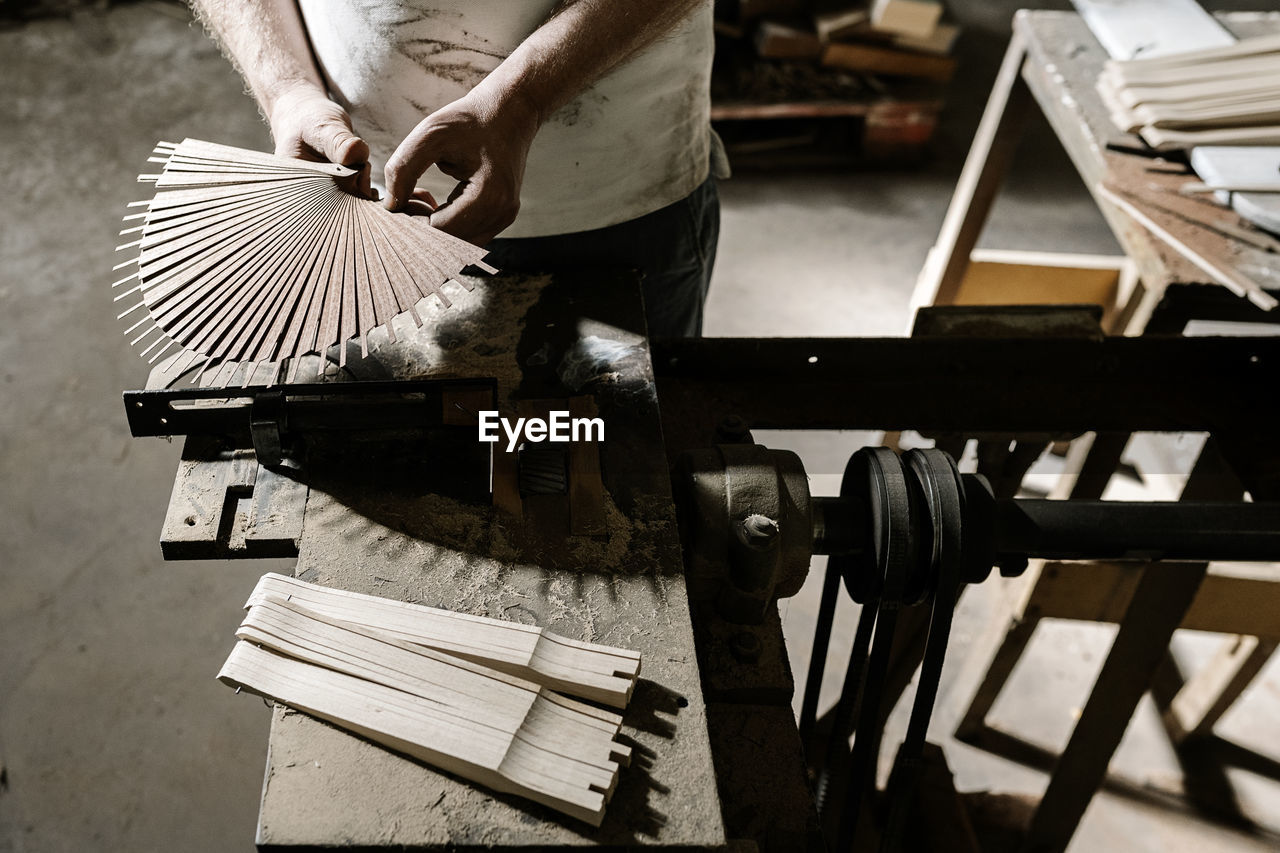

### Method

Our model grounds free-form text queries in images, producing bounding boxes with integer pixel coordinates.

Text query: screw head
[737,514,780,550]
[729,630,762,663]
[717,414,750,441]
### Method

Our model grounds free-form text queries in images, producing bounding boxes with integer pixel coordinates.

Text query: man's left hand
[383,89,541,246]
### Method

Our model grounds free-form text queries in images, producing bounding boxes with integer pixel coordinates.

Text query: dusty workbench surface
[253,271,725,850]
[1015,10,1280,298]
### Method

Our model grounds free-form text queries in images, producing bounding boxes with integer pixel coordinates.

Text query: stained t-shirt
[297,1,715,238]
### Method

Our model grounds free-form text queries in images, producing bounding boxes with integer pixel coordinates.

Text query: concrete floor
[1,3,1277,852]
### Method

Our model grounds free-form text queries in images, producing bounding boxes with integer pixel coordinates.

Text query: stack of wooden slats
[219,573,641,825]
[723,0,959,81]
[1099,33,1280,151]
[113,139,495,385]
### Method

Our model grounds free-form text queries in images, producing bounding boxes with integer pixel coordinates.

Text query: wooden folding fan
[114,139,496,384]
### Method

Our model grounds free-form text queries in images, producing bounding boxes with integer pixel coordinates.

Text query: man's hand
[383,89,541,246]
[269,83,373,198]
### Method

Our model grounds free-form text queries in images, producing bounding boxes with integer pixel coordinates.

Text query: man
[192,0,726,338]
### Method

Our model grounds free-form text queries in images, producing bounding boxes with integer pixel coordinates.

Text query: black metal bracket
[123,378,497,466]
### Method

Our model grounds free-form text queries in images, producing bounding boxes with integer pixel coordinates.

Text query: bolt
[716,414,750,442]
[737,514,780,550]
[729,630,761,663]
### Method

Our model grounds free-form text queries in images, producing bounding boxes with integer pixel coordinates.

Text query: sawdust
[557,335,642,392]
[362,272,543,402]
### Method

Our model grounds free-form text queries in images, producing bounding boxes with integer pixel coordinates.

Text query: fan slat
[114,138,493,385]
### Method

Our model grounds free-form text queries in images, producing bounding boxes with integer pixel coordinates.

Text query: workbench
[914,10,1280,329]
[907,11,1280,853]
[149,271,733,850]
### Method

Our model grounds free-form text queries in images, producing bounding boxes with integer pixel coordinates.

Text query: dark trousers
[484,175,720,338]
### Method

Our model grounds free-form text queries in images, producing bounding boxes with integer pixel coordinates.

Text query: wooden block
[491,440,523,519]
[893,22,959,56]
[754,20,823,60]
[1027,561,1280,641]
[822,41,955,81]
[951,249,1128,327]
[870,0,942,40]
[160,436,257,559]
[567,396,607,537]
[244,464,308,555]
[814,8,868,43]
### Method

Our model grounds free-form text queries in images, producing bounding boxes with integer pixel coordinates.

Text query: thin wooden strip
[219,643,509,766]
[163,154,333,173]
[137,183,331,299]
[349,199,380,351]
[146,187,340,350]
[243,605,629,775]
[140,178,324,233]
[220,643,612,824]
[352,203,400,338]
[313,193,354,359]
[1108,54,1280,88]
[373,210,455,301]
[237,614,535,739]
[275,188,348,362]
[175,138,356,178]
[244,598,540,712]
[1097,183,1278,311]
[356,205,428,326]
[498,736,616,802]
[204,187,347,362]
[249,585,540,662]
[143,178,314,214]
[244,189,351,363]
[153,170,327,190]
[1105,31,1280,72]
[1119,78,1280,108]
[148,183,336,324]
[139,180,327,255]
[504,731,619,792]
[247,574,639,706]
[1141,124,1280,150]
[241,600,592,685]
[337,193,360,364]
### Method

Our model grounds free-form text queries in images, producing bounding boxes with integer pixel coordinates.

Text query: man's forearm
[190,0,326,117]
[475,0,705,124]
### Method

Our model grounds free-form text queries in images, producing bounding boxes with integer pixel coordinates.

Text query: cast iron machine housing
[655,323,1280,853]
[672,438,1280,852]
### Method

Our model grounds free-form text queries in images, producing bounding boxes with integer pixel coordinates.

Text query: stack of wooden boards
[1190,146,1280,236]
[114,139,495,385]
[218,573,641,825]
[722,0,958,83]
[1099,33,1280,151]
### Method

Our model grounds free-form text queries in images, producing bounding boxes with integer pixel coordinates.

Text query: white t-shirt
[298,1,714,238]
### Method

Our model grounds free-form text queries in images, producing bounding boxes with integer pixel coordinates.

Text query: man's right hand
[268,83,373,198]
